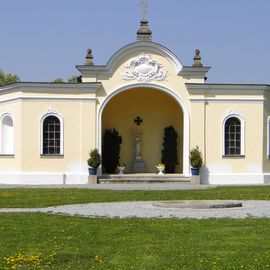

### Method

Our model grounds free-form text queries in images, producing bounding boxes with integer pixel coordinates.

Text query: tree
[51,75,80,83]
[68,75,78,83]
[161,126,178,173]
[52,78,64,83]
[0,69,20,86]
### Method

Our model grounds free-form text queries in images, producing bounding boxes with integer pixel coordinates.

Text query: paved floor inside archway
[1,200,270,219]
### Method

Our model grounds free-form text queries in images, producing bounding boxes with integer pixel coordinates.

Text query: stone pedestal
[88,175,97,184]
[191,175,200,185]
[132,158,145,173]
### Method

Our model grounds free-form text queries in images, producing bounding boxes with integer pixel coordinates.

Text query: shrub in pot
[189,146,203,175]
[87,148,101,175]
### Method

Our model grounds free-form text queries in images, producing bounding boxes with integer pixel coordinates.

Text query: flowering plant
[156,163,165,169]
[118,162,126,167]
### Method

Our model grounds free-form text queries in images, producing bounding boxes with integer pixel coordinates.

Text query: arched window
[224,117,242,156]
[0,114,14,155]
[42,115,62,155]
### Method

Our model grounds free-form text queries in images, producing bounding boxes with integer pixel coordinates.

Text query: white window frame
[222,112,245,156]
[0,113,15,155]
[40,112,64,155]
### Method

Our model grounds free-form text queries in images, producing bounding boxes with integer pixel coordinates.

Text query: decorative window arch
[222,109,245,156]
[40,109,63,155]
[0,113,15,155]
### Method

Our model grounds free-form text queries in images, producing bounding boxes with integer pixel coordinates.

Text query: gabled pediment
[76,41,183,80]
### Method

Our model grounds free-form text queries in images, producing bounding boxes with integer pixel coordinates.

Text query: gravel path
[1,200,270,219]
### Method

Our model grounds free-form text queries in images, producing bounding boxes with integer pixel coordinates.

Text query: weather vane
[140,0,148,21]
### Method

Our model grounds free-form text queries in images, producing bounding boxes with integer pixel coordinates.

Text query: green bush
[102,129,122,173]
[87,149,101,169]
[189,146,203,168]
[161,126,178,173]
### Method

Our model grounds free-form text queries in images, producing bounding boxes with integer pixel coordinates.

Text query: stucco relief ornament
[227,108,244,119]
[122,54,168,82]
[41,107,63,120]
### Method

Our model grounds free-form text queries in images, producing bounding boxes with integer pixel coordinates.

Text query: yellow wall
[0,98,97,174]
[102,87,183,173]
[190,100,265,174]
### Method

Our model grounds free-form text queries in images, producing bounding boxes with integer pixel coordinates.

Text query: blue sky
[1,0,269,84]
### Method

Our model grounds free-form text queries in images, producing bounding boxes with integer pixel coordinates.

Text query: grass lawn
[1,186,270,269]
[0,185,270,208]
[0,214,270,270]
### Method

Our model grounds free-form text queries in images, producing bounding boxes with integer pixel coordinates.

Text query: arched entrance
[98,83,190,176]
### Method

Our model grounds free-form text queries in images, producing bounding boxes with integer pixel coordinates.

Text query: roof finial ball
[193,49,203,67]
[85,48,94,65]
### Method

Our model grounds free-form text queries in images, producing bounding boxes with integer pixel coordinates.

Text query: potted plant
[156,163,165,175]
[189,146,203,175]
[117,162,126,174]
[87,148,101,175]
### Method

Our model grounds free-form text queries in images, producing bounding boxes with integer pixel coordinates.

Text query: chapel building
[0,21,269,185]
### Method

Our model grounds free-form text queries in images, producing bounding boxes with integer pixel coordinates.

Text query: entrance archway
[98,83,190,176]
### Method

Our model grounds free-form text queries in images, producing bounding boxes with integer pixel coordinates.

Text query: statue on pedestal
[135,134,142,159]
[132,133,145,173]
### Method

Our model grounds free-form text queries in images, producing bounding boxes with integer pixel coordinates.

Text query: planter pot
[88,167,97,175]
[118,166,125,175]
[191,167,200,175]
[156,167,165,175]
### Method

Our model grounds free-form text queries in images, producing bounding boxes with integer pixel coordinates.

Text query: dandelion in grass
[94,256,102,263]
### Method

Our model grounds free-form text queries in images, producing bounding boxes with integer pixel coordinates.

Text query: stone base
[132,158,145,173]
[88,175,97,184]
[191,175,200,185]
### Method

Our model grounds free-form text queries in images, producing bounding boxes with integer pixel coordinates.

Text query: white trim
[1,171,270,185]
[186,83,268,95]
[190,98,264,104]
[222,109,245,156]
[97,82,190,176]
[40,109,64,155]
[0,172,88,185]
[0,113,15,155]
[0,97,96,104]
[267,116,270,158]
[0,82,101,93]
[204,173,268,185]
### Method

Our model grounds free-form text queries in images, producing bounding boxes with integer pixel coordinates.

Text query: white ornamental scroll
[122,54,168,82]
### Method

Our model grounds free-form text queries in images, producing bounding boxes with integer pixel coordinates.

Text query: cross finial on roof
[140,0,148,21]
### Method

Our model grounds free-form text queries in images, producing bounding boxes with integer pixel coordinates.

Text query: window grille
[43,116,60,155]
[224,117,241,155]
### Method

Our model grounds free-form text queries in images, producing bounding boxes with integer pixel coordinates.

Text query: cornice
[0,82,102,95]
[179,66,211,78]
[186,83,269,95]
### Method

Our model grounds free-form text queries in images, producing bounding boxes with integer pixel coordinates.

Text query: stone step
[99,174,191,184]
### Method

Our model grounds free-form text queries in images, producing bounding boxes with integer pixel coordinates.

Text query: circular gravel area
[1,200,270,219]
